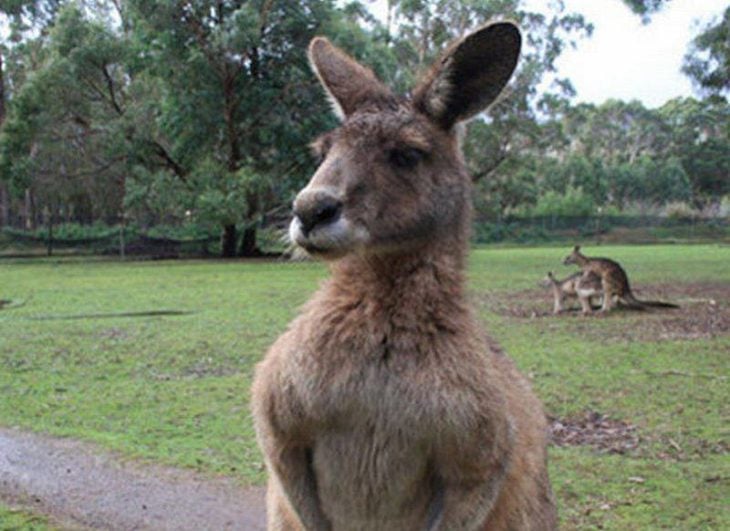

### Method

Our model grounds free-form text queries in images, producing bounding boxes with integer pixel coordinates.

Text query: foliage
[683,7,729,99]
[663,201,698,220]
[530,186,596,217]
[621,0,669,21]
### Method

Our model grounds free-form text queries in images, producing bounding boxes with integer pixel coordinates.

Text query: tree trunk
[239,192,261,257]
[47,208,54,257]
[0,52,6,228]
[24,189,36,230]
[0,51,5,125]
[221,224,238,258]
[0,182,9,227]
[239,225,259,257]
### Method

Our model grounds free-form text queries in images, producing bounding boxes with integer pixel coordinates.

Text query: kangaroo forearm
[430,472,507,531]
[274,447,332,531]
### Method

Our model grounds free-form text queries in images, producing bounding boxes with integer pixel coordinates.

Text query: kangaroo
[563,245,679,312]
[542,271,602,314]
[251,22,556,531]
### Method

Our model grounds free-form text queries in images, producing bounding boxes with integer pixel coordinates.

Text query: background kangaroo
[251,22,556,530]
[563,245,679,312]
[542,271,602,314]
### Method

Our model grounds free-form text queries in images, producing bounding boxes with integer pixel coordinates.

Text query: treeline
[0,1,728,256]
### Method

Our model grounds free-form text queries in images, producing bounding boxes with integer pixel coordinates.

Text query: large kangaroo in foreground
[563,245,679,313]
[252,22,556,530]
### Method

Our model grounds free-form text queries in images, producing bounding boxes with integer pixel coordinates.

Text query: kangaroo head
[563,245,583,266]
[290,23,521,259]
[540,271,557,288]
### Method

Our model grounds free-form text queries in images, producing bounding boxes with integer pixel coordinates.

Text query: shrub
[663,201,699,219]
[530,186,596,217]
[719,195,730,218]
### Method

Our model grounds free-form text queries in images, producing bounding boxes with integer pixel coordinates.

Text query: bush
[530,186,596,217]
[719,195,730,218]
[663,202,699,220]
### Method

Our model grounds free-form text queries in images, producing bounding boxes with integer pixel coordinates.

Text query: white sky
[366,0,727,108]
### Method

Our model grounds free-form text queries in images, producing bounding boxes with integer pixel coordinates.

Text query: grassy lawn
[0,503,54,530]
[1,245,728,529]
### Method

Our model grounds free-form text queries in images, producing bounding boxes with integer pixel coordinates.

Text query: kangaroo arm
[429,414,513,531]
[253,365,331,531]
[269,445,332,531]
[429,458,510,531]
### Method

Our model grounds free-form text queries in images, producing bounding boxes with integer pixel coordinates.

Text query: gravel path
[0,427,267,530]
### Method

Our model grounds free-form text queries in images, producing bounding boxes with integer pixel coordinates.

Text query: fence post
[46,210,54,257]
[119,217,126,260]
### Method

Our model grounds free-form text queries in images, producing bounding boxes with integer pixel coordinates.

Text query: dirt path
[0,428,267,530]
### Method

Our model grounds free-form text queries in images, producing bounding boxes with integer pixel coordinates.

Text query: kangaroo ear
[574,245,581,252]
[309,37,392,121]
[413,22,521,129]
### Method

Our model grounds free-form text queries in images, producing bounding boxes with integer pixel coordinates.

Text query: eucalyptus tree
[660,97,730,204]
[0,4,135,228]
[683,6,729,100]
[123,0,389,256]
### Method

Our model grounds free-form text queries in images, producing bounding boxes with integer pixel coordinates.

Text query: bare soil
[479,281,730,343]
[0,428,266,530]
[549,411,640,455]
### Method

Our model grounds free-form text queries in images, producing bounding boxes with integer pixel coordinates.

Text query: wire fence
[473,215,729,244]
[0,226,218,258]
[0,215,728,258]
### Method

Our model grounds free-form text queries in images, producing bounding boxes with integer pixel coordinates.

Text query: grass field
[0,503,54,530]
[1,244,728,529]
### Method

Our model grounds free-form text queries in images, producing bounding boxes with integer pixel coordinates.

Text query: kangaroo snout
[293,189,343,236]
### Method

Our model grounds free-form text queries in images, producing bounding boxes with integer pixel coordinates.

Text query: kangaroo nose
[293,190,343,236]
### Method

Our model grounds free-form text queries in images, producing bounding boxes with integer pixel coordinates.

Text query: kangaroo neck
[574,253,591,267]
[328,242,468,311]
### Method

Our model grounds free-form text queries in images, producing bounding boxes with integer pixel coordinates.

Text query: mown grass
[0,245,728,529]
[0,503,54,530]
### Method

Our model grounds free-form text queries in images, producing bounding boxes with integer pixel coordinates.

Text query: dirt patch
[479,282,730,343]
[549,411,641,455]
[549,411,729,461]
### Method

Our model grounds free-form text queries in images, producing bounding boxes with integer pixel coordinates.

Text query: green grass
[1,245,728,529]
[0,504,54,530]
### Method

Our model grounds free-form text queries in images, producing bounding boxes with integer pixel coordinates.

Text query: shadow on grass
[27,310,193,321]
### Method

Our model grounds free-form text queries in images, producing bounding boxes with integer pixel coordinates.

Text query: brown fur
[563,245,679,313]
[542,271,602,314]
[252,22,556,530]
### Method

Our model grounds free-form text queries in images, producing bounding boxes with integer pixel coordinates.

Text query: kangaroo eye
[389,147,425,169]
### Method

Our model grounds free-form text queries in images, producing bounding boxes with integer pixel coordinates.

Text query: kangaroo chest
[288,317,476,528]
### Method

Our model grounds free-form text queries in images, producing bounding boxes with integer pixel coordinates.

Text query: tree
[0,4,133,228]
[123,0,386,256]
[0,44,7,226]
[660,97,730,205]
[683,7,729,100]
[621,0,668,21]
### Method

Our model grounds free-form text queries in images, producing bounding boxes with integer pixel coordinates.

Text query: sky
[366,0,727,108]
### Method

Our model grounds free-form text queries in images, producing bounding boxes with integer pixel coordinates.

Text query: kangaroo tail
[623,292,679,309]
[637,300,680,309]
